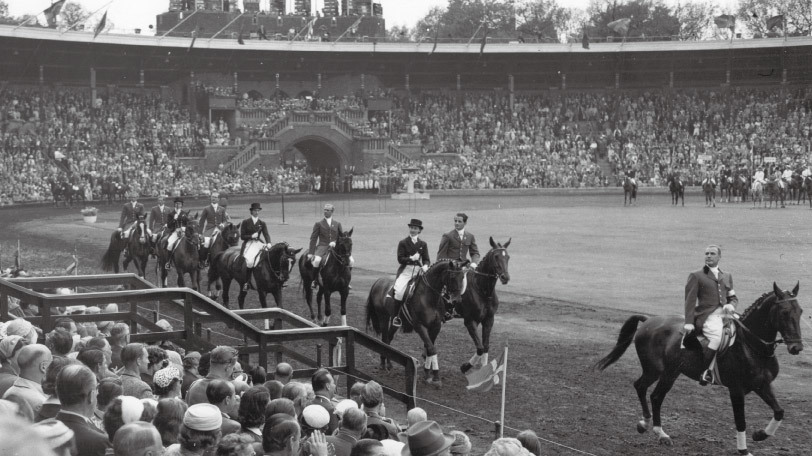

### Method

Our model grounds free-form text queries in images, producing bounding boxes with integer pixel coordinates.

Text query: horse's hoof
[460,362,472,374]
[636,421,649,434]
[753,430,770,441]
[658,436,673,446]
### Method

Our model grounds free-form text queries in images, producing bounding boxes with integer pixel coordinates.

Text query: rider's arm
[239,221,253,242]
[396,240,410,265]
[420,242,431,266]
[308,222,320,255]
[436,233,450,259]
[684,272,699,323]
[118,206,128,229]
[725,274,738,306]
[260,222,271,244]
[468,234,481,265]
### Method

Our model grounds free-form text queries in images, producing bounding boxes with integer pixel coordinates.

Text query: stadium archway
[280,135,349,172]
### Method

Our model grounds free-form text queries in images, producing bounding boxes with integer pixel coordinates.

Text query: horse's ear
[293,248,303,254]
[773,282,783,298]
[192,211,199,220]
[503,238,511,249]
[792,281,800,296]
[347,227,353,237]
[490,236,496,249]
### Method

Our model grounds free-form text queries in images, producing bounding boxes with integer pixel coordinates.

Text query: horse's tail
[594,315,648,371]
[365,279,384,335]
[100,232,122,271]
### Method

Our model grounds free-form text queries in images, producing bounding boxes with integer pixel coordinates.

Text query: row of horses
[49,176,131,207]
[665,174,812,208]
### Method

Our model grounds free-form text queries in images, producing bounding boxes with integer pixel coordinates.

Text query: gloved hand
[723,304,736,313]
[470,262,477,269]
[329,241,336,248]
[307,254,314,260]
[683,323,695,332]
[410,253,420,261]
[422,264,429,272]
[252,232,259,239]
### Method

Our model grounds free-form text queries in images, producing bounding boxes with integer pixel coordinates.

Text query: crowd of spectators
[0,313,544,456]
[2,84,812,204]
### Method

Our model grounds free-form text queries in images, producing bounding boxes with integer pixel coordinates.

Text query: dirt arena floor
[3,189,811,455]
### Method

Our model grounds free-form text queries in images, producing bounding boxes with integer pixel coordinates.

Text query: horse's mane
[427,258,458,273]
[739,292,774,322]
[268,241,289,252]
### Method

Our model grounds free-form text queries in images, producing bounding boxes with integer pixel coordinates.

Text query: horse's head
[444,259,470,304]
[183,212,202,247]
[221,222,240,247]
[335,227,353,258]
[486,237,511,285]
[771,282,804,355]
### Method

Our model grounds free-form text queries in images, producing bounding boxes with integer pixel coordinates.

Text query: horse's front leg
[460,319,484,373]
[339,287,349,327]
[413,323,441,386]
[752,383,783,443]
[257,290,268,309]
[320,289,331,326]
[729,389,752,455]
[237,287,249,310]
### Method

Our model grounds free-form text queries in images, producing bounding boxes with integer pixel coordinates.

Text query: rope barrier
[136,305,244,343]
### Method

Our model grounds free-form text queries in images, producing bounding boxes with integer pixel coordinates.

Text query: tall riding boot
[699,347,717,386]
[243,268,253,292]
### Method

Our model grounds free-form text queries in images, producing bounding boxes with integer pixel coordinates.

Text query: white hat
[302,404,330,429]
[184,403,223,431]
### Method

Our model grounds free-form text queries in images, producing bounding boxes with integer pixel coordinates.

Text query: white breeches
[167,230,182,251]
[394,266,420,300]
[243,240,265,268]
[703,307,725,350]
[313,254,354,268]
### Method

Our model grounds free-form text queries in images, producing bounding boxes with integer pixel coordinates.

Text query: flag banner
[65,255,78,274]
[608,18,631,35]
[428,26,439,55]
[479,24,489,56]
[94,10,108,39]
[42,0,66,28]
[465,349,506,392]
[188,29,197,52]
[582,28,590,49]
[766,15,784,31]
[714,14,736,31]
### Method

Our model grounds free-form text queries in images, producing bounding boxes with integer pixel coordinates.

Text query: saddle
[684,319,737,386]
[385,277,419,318]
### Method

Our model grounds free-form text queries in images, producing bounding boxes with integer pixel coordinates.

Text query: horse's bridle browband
[421,263,465,297]
[328,243,352,267]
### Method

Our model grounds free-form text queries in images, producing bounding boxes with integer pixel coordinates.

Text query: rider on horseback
[753,167,767,186]
[239,203,270,292]
[437,213,479,322]
[625,166,638,189]
[199,192,230,267]
[390,219,431,327]
[147,194,172,246]
[117,191,146,240]
[164,197,186,270]
[307,204,355,289]
[683,245,738,386]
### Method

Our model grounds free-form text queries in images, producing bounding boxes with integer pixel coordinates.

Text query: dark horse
[720,175,732,203]
[765,179,786,209]
[595,283,803,455]
[667,175,684,206]
[365,259,469,385]
[202,222,241,271]
[156,211,201,290]
[702,177,716,207]
[208,242,301,309]
[457,238,511,374]
[623,176,637,206]
[732,174,748,203]
[788,173,806,205]
[100,177,129,205]
[298,228,353,326]
[122,219,152,278]
[100,228,129,274]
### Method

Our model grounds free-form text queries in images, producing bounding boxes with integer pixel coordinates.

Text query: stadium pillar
[39,65,44,85]
[560,73,566,90]
[90,67,97,105]
[669,71,674,89]
[139,69,145,87]
[233,71,238,94]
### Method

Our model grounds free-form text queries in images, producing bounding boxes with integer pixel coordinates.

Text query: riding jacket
[200,204,230,236]
[118,201,146,229]
[437,229,480,265]
[309,218,343,257]
[147,204,173,232]
[396,236,431,276]
[684,266,738,332]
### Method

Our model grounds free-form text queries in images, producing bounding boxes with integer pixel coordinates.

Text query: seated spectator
[153,365,183,400]
[31,417,77,456]
[154,398,188,448]
[263,379,284,400]
[109,323,130,369]
[164,403,223,456]
[217,433,257,456]
[327,406,367,456]
[351,439,384,456]
[181,351,202,398]
[93,376,122,430]
[360,381,399,440]
[448,431,471,456]
[262,412,301,456]
[349,381,365,406]
[265,397,296,421]
[36,357,79,422]
[400,421,454,456]
[120,343,153,399]
[55,364,109,456]
[301,403,331,437]
[238,386,271,452]
[3,344,52,414]
[406,407,428,428]
[280,381,308,418]
[248,365,267,385]
[206,379,241,435]
[113,421,164,456]
[77,348,107,382]
[516,430,541,456]
[187,346,238,406]
[143,346,169,388]
[45,328,74,359]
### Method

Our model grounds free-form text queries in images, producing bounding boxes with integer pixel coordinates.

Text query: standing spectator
[272,362,293,385]
[311,367,339,435]
[181,351,202,398]
[153,366,183,400]
[55,365,109,456]
[238,386,271,452]
[400,421,454,456]
[143,346,169,389]
[3,344,52,415]
[516,430,541,456]
[109,323,130,370]
[206,379,241,435]
[164,403,223,456]
[113,421,165,456]
[154,398,188,448]
[216,433,257,456]
[0,335,26,396]
[360,381,399,440]
[262,413,301,456]
[92,376,123,430]
[31,418,77,456]
[36,357,80,422]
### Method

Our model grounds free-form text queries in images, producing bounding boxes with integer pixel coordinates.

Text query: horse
[702,177,716,207]
[719,175,732,203]
[100,229,129,274]
[788,174,805,204]
[122,218,152,278]
[298,228,353,326]
[667,175,684,206]
[805,176,812,209]
[594,283,803,455]
[765,179,786,209]
[751,180,764,208]
[732,174,748,203]
[208,242,302,309]
[156,211,201,290]
[623,176,637,206]
[365,259,469,385]
[201,222,241,269]
[48,178,65,207]
[456,238,511,374]
[100,178,129,205]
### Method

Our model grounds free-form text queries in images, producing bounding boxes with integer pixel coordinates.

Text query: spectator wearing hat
[239,202,271,292]
[272,362,293,385]
[5,318,38,344]
[307,203,355,294]
[380,439,405,456]
[153,365,183,400]
[447,431,471,456]
[311,367,340,435]
[164,403,223,456]
[55,364,110,456]
[143,346,169,388]
[361,381,399,440]
[154,398,188,448]
[186,346,238,406]
[391,218,430,327]
[103,395,146,443]
[3,344,51,414]
[164,197,187,267]
[301,403,331,436]
[113,421,164,456]
[206,379,240,435]
[181,351,202,397]
[0,335,27,396]
[484,438,532,456]
[120,343,153,399]
[400,421,454,456]
[32,417,77,456]
[328,406,367,456]
[200,192,231,254]
[109,322,131,370]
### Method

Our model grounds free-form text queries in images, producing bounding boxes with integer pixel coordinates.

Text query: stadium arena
[0,3,810,456]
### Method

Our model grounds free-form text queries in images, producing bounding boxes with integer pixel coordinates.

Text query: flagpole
[17,239,21,270]
[61,0,115,34]
[159,8,200,38]
[499,345,509,438]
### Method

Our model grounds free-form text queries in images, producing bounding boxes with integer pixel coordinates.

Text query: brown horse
[122,219,152,278]
[667,175,684,206]
[595,283,803,455]
[298,228,353,326]
[623,176,637,206]
[365,259,469,385]
[457,238,510,374]
[155,211,201,290]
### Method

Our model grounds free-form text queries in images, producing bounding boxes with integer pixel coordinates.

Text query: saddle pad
[243,240,265,268]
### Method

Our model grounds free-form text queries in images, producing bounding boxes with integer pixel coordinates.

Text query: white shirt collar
[325,217,332,225]
[251,216,259,224]
[709,266,719,278]
[410,235,419,243]
[211,203,218,209]
[457,229,465,238]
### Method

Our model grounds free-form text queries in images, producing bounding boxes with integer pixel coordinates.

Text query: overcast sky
[9,0,739,34]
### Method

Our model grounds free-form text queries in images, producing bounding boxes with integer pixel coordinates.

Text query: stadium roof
[1,25,811,88]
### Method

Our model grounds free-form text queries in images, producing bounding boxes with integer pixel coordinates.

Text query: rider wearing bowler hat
[390,219,431,327]
[239,202,271,291]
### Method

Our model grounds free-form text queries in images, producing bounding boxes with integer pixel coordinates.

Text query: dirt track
[3,191,811,455]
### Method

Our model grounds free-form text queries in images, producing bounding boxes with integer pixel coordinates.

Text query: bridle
[736,295,803,356]
[328,239,352,267]
[421,261,466,297]
[264,243,291,282]
[469,248,508,280]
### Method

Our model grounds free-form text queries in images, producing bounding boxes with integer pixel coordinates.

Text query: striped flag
[465,349,506,392]
[65,254,78,274]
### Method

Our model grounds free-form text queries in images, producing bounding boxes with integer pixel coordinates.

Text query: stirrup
[443,312,454,323]
[699,369,713,386]
[392,316,402,327]
[242,282,250,292]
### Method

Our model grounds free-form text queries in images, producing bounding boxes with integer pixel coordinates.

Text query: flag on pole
[65,254,78,275]
[428,25,439,56]
[608,18,631,35]
[479,23,489,57]
[93,10,108,39]
[188,29,198,52]
[582,27,590,49]
[41,0,66,28]
[714,14,736,32]
[766,15,785,31]
[465,348,507,392]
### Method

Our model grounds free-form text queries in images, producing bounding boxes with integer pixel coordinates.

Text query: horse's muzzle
[499,274,510,285]
[787,343,803,355]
